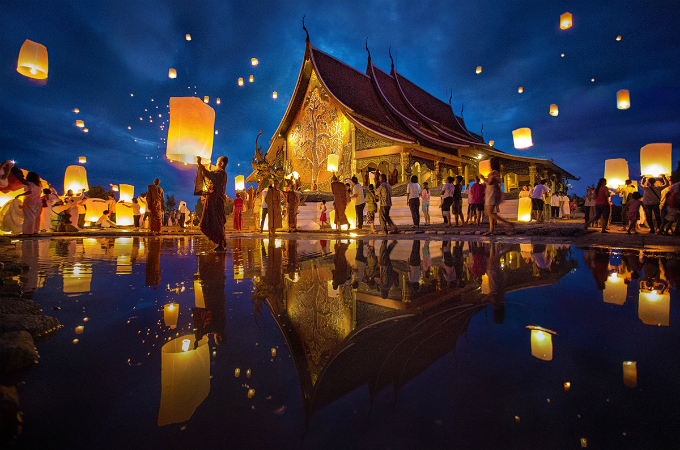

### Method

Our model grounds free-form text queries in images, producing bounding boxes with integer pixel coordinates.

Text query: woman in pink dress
[20,172,42,235]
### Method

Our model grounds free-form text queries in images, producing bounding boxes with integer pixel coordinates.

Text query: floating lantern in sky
[249,75,254,82]
[64,165,88,193]
[84,198,108,224]
[251,58,258,66]
[235,175,245,191]
[561,53,565,57]
[79,156,86,164]
[640,143,672,177]
[560,12,573,29]
[168,68,177,79]
[518,197,532,222]
[475,66,482,74]
[216,98,220,104]
[166,97,215,164]
[518,87,523,93]
[638,283,670,326]
[327,154,339,172]
[478,159,491,179]
[512,128,533,149]
[488,140,494,147]
[238,77,243,86]
[272,91,278,99]
[603,272,627,305]
[604,159,629,188]
[623,361,637,387]
[616,35,622,41]
[17,39,48,79]
[549,104,559,116]
[203,96,209,103]
[76,120,84,128]
[119,184,134,202]
[185,34,191,41]
[528,326,554,361]
[83,128,89,133]
[214,130,218,135]
[74,108,80,113]
[163,303,179,329]
[616,89,630,109]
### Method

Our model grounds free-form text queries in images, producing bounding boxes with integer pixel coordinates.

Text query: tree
[166,194,176,211]
[87,185,115,200]
[292,87,343,186]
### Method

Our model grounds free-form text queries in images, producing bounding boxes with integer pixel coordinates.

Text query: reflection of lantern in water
[640,143,672,177]
[63,263,92,293]
[529,327,554,361]
[235,175,245,191]
[549,104,559,116]
[604,159,629,189]
[616,89,630,109]
[234,263,244,280]
[560,12,572,29]
[481,274,490,294]
[17,39,48,79]
[513,128,533,149]
[638,286,670,326]
[158,335,210,426]
[506,251,521,270]
[79,156,86,164]
[478,159,491,179]
[119,184,134,202]
[75,326,84,334]
[168,68,177,79]
[327,154,339,172]
[166,97,215,164]
[476,66,482,74]
[603,272,627,305]
[64,165,88,193]
[518,197,532,221]
[164,303,179,329]
[623,361,637,387]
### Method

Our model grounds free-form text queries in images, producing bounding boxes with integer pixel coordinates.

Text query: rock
[0,315,60,339]
[0,331,38,374]
[0,285,21,298]
[0,385,22,445]
[0,299,41,315]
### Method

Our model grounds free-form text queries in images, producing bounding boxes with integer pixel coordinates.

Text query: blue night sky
[1,0,679,202]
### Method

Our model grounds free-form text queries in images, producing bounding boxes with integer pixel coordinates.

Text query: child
[319,200,328,228]
[626,192,643,234]
[365,184,377,232]
[421,182,431,225]
[452,176,464,226]
[233,192,244,231]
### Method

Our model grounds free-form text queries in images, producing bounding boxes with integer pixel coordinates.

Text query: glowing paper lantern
[17,39,48,79]
[158,335,210,426]
[119,184,134,203]
[518,197,532,221]
[616,35,622,41]
[203,96,209,103]
[638,288,670,326]
[617,89,630,109]
[83,198,108,224]
[166,97,215,164]
[512,128,533,149]
[251,58,258,66]
[488,140,494,147]
[74,108,80,113]
[560,12,573,29]
[64,165,88,193]
[478,159,491,179]
[272,91,278,99]
[116,202,134,226]
[604,159,629,188]
[327,154,339,172]
[76,120,84,128]
[518,87,523,93]
[168,68,177,79]
[603,272,627,305]
[530,328,553,361]
[238,78,243,86]
[216,98,220,105]
[475,66,482,74]
[83,129,89,133]
[623,361,637,387]
[549,104,559,116]
[185,34,191,41]
[79,156,86,164]
[640,143,672,177]
[249,75,254,83]
[164,303,179,329]
[235,175,245,191]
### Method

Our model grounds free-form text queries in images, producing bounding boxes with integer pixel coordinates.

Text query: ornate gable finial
[365,38,371,60]
[460,103,464,117]
[302,15,309,42]
[448,89,452,105]
[480,123,484,139]
[389,46,394,69]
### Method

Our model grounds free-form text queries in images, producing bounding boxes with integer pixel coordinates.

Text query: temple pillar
[400,152,411,183]
[350,123,356,177]
[433,161,440,186]
[529,165,537,186]
[464,164,469,187]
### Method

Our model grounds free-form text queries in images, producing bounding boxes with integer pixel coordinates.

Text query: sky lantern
[604,158,629,188]
[517,197,532,221]
[163,303,179,329]
[216,98,220,105]
[116,203,134,226]
[74,108,80,113]
[168,68,177,79]
[235,175,245,191]
[185,34,191,41]
[17,39,48,79]
[64,165,88,193]
[76,120,84,128]
[617,89,630,109]
[251,58,258,66]
[83,128,89,133]
[478,159,491,179]
[238,77,243,86]
[603,272,627,305]
[616,35,622,41]
[475,66,482,74]
[638,283,670,326]
[518,87,523,93]
[512,128,533,149]
[249,75,254,82]
[83,198,108,224]
[488,140,494,147]
[549,104,559,116]
[560,12,573,29]
[158,335,210,426]
[203,96,209,103]
[78,156,86,164]
[623,361,637,387]
[640,143,672,177]
[327,153,339,172]
[272,91,278,99]
[528,327,554,361]
[119,184,134,202]
[166,97,215,164]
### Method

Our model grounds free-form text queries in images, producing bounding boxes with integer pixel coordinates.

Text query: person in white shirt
[132,198,142,229]
[550,190,562,220]
[406,175,421,227]
[350,176,366,230]
[440,176,454,226]
[530,179,550,223]
[96,210,117,228]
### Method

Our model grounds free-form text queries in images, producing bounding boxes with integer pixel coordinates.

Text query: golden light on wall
[623,361,637,387]
[251,58,258,66]
[478,159,491,179]
[76,120,84,128]
[64,165,88,193]
[216,98,220,104]
[238,77,243,86]
[272,91,278,99]
[185,34,191,41]
[512,128,533,149]
[518,197,532,221]
[79,156,86,164]
[528,326,555,361]
[327,154,339,172]
[616,89,630,109]
[203,96,209,103]
[166,97,215,164]
[168,68,177,79]
[119,184,134,203]
[604,159,629,188]
[164,303,179,329]
[62,263,92,293]
[638,285,670,326]
[249,75,254,83]
[17,39,48,79]
[603,272,627,305]
[549,104,559,116]
[235,175,245,191]
[518,87,523,93]
[158,335,210,426]
[560,12,573,29]
[640,143,672,177]
[488,140,494,147]
[475,66,482,74]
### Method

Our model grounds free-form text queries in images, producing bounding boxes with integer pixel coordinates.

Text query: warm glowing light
[216,98,220,104]
[215,130,218,135]
[181,339,190,352]
[478,159,491,179]
[560,12,573,29]
[166,97,215,164]
[164,303,179,329]
[604,159,629,189]
[76,120,84,128]
[64,165,88,193]
[251,58,258,66]
[234,368,240,377]
[168,68,177,79]
[616,35,622,41]
[111,185,119,192]
[518,197,532,222]
[623,361,637,387]
[271,348,276,357]
[119,184,134,203]
[246,369,251,378]
[203,96,209,103]
[185,34,191,41]
[638,289,670,326]
[617,89,630,109]
[327,154,339,172]
[83,128,89,133]
[488,140,494,147]
[272,91,278,99]
[561,53,565,57]
[235,175,245,191]
[564,382,571,391]
[79,156,86,164]
[518,87,523,93]
[17,39,48,79]
[238,77,243,86]
[529,328,554,361]
[248,389,255,398]
[475,66,482,74]
[249,75,254,83]
[549,104,559,116]
[640,143,672,177]
[512,128,533,149]
[75,326,84,334]
[603,272,627,305]
[74,108,80,113]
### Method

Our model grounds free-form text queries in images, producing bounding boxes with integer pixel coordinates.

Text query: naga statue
[248,130,286,193]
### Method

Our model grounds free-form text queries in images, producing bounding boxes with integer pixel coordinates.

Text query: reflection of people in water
[378,240,398,299]
[469,241,487,281]
[441,241,457,288]
[408,240,422,292]
[352,240,367,289]
[364,240,379,290]
[145,238,162,287]
[193,251,227,346]
[583,247,610,290]
[285,239,298,278]
[532,244,553,272]
[332,241,351,290]
[452,241,466,288]
[485,242,506,324]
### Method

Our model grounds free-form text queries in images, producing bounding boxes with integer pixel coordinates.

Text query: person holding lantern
[196,155,228,251]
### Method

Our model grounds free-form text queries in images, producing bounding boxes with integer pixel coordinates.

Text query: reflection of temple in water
[251,239,577,420]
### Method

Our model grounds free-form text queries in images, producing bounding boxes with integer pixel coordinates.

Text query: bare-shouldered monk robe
[331,180,350,230]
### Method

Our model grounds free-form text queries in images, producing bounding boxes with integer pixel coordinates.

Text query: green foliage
[166,194,176,210]
[87,185,115,200]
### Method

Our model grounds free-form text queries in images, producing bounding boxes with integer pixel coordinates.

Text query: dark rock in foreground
[0,331,38,374]
[0,298,41,315]
[0,314,60,340]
